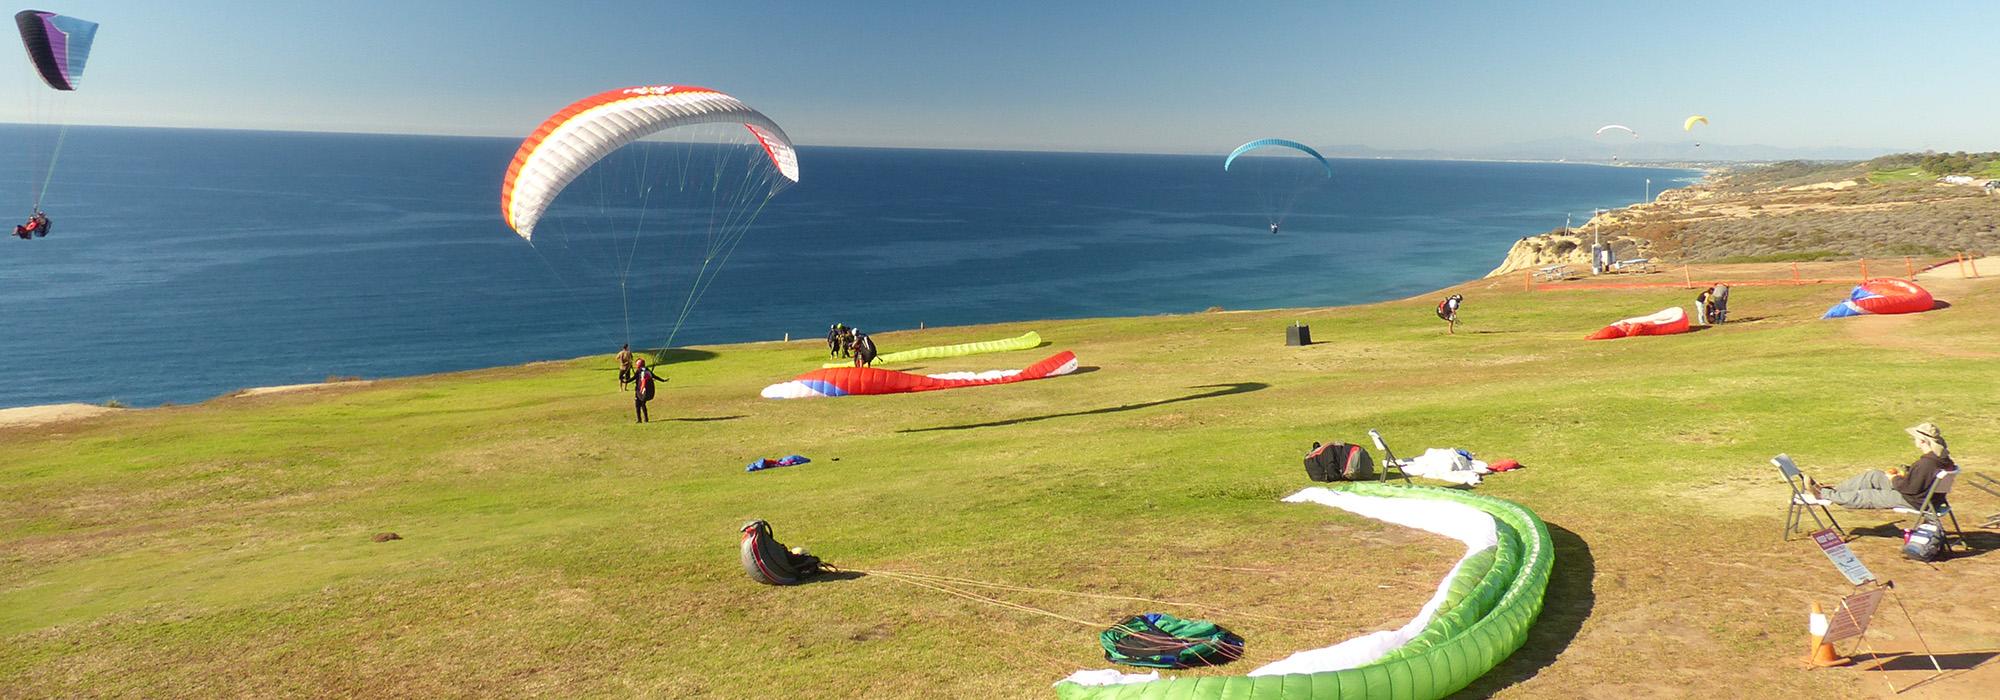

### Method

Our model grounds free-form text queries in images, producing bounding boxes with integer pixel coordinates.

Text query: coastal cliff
[1488,160,2000,277]
[1485,216,1654,278]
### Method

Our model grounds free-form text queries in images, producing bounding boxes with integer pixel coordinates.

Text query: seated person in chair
[1809,422,1955,509]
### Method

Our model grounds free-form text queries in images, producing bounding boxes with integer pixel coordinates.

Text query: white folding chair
[1775,454,1843,541]
[1365,429,1414,484]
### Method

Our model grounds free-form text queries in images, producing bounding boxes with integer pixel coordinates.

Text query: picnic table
[1533,264,1572,282]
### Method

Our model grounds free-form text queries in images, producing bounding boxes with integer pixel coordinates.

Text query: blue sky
[17,2,2000,154]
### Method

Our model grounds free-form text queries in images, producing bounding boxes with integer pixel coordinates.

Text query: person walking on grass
[1435,294,1463,334]
[631,358,661,423]
[616,344,634,389]
[1808,422,1956,509]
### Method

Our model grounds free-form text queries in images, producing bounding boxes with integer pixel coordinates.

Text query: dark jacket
[633,368,657,401]
[1893,453,1955,508]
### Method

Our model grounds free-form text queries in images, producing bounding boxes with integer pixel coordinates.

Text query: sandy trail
[0,403,121,429]
[228,380,372,398]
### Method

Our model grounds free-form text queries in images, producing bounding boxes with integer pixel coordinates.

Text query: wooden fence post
[1859,258,1869,281]
[1905,257,1914,278]
[1683,264,1692,289]
[1793,261,1801,284]
[1524,268,1534,291]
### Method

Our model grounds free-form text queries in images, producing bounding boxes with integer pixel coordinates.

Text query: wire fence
[1523,254,1986,292]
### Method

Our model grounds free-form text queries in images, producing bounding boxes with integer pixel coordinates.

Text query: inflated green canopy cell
[1054,483,1553,699]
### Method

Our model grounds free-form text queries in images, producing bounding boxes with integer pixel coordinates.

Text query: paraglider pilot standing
[631,357,661,423]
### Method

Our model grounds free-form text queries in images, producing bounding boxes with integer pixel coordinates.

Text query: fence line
[1523,255,1978,292]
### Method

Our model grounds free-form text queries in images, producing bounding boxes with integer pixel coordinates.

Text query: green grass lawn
[1865,166,1930,184]
[5,273,1998,697]
[1866,159,2000,183]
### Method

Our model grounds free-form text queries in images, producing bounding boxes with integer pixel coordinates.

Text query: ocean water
[0,125,1695,408]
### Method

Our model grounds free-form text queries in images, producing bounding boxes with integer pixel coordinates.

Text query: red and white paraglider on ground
[761,351,1079,398]
[1585,307,1690,340]
[1822,279,1934,319]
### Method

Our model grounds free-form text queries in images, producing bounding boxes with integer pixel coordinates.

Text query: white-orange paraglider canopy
[497,85,800,347]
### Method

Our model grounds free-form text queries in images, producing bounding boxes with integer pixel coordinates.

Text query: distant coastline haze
[11,2,1998,157]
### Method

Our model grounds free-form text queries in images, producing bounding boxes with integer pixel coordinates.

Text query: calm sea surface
[0,126,1694,407]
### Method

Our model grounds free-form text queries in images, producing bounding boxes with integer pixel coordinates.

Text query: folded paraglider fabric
[1099,613,1245,669]
[820,331,1041,368]
[745,455,810,472]
[1823,279,1934,318]
[1586,306,1689,340]
[763,351,1078,398]
[1403,448,1489,486]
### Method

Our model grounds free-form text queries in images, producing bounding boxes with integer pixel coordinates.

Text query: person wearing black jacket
[851,330,878,368]
[1810,422,1955,509]
[630,358,661,423]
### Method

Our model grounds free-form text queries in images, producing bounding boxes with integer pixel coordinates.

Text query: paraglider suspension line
[32,124,69,211]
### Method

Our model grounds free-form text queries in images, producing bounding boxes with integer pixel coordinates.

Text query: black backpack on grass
[1304,442,1374,482]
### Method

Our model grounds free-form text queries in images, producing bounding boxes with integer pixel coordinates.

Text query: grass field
[1865,167,1931,184]
[5,264,1998,698]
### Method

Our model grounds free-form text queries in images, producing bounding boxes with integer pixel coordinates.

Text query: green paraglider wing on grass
[823,332,1042,368]
[1054,483,1553,700]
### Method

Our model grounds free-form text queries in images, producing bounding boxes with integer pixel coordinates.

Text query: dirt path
[0,403,121,429]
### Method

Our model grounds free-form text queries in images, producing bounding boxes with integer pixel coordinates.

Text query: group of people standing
[827,323,878,367]
[1694,284,1730,325]
[616,344,661,423]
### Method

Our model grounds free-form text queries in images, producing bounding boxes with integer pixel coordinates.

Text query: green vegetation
[1720,153,2000,191]
[1866,166,1929,184]
[1863,152,2000,183]
[5,278,1999,697]
[1717,160,1868,191]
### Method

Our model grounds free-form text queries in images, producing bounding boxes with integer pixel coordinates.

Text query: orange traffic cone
[1806,601,1852,667]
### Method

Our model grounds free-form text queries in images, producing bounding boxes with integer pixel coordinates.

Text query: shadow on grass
[899,381,1266,433]
[1453,522,1594,698]
[796,570,868,586]
[1863,649,2000,672]
[1848,522,2000,558]
[667,415,746,423]
[639,348,719,366]
[1933,300,1953,311]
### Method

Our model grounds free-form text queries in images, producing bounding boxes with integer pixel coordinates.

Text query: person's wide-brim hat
[1906,422,1943,442]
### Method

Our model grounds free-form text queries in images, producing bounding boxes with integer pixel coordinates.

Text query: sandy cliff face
[1485,232,1650,277]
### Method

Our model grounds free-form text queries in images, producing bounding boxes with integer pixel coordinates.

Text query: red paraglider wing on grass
[1586,306,1689,340]
[761,351,1079,398]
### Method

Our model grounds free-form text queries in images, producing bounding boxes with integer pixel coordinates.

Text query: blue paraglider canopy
[1224,138,1332,177]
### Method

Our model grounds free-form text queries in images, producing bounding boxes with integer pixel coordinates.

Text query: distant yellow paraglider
[1683,115,1709,149]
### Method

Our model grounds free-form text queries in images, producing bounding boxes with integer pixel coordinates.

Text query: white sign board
[1812,528,1875,586]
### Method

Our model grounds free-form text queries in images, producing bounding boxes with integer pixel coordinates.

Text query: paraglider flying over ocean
[1223,138,1332,234]
[1683,115,1709,149]
[499,84,799,346]
[12,9,100,239]
[1594,124,1636,161]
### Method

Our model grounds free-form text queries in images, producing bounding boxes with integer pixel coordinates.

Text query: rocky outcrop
[1485,231,1652,278]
